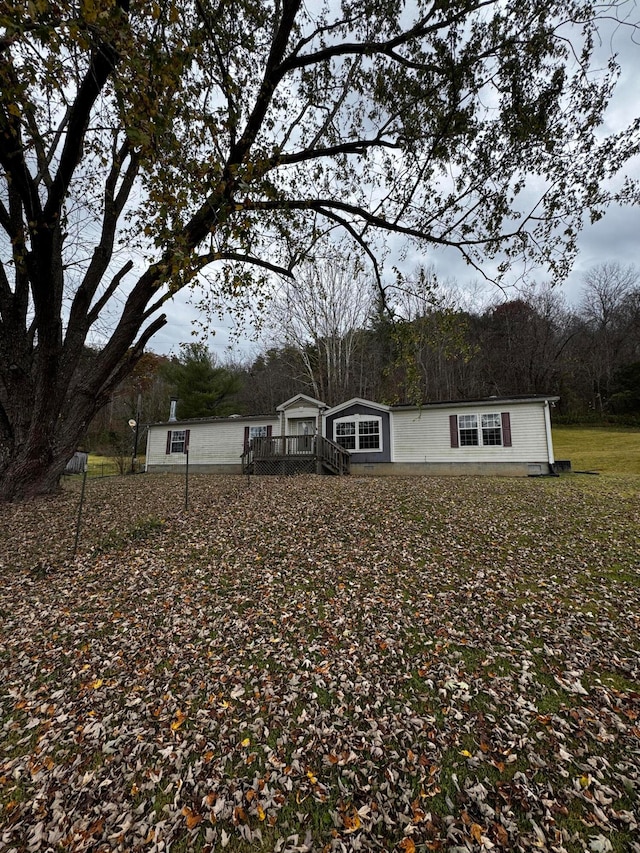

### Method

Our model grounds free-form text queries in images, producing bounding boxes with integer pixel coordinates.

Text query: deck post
[316,406,327,474]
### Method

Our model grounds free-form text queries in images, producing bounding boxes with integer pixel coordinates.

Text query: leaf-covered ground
[1,474,639,853]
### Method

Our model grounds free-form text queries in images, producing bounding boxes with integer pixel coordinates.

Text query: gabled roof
[324,397,392,417]
[276,393,327,411]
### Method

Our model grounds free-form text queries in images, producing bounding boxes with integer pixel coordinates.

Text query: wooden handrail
[242,434,350,475]
[240,444,253,473]
[252,435,315,457]
[316,435,350,475]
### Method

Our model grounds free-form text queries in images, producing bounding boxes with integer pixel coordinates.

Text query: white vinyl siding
[147,399,554,472]
[147,418,278,467]
[392,404,549,464]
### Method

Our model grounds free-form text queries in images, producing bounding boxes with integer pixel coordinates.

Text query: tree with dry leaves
[1,0,639,499]
[574,262,640,412]
[268,251,373,406]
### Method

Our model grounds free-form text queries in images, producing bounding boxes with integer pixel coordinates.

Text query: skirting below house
[253,458,317,476]
[349,461,550,477]
[146,460,552,477]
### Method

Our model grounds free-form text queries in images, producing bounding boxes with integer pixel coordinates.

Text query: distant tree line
[233,261,640,422]
[86,261,640,456]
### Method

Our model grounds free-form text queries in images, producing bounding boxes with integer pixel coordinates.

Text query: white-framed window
[334,415,382,452]
[170,429,186,453]
[243,424,272,451]
[451,412,510,448]
[458,414,479,446]
[481,413,502,445]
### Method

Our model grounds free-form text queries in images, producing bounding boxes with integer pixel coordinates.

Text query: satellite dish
[128,419,137,428]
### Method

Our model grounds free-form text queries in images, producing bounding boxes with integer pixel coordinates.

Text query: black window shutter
[185,429,190,452]
[501,412,512,447]
[449,415,459,448]
[266,425,273,437]
[166,431,172,454]
[243,426,250,451]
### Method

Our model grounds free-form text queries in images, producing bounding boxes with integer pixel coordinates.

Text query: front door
[293,419,315,452]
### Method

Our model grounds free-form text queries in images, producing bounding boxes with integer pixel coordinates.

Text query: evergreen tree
[162,345,243,419]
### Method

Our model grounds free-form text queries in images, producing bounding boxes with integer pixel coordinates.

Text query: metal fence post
[184,440,190,511]
[72,465,88,558]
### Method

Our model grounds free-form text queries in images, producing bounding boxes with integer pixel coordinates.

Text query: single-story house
[145,393,560,477]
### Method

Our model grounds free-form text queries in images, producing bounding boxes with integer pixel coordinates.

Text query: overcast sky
[148,8,640,361]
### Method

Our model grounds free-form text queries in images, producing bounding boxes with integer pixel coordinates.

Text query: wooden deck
[241,435,350,476]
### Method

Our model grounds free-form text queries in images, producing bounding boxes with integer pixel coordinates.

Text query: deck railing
[253,435,315,457]
[241,434,350,475]
[316,435,350,475]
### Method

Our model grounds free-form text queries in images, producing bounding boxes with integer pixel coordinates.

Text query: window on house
[450,412,511,448]
[481,413,502,445]
[334,416,382,451]
[244,424,272,451]
[458,414,479,446]
[170,430,186,453]
[358,420,381,449]
[335,421,356,449]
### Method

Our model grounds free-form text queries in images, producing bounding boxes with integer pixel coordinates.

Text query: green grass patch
[87,453,121,477]
[552,425,640,476]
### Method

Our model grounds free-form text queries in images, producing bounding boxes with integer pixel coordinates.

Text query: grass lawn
[552,424,640,477]
[86,453,122,477]
[63,454,147,479]
[1,466,639,851]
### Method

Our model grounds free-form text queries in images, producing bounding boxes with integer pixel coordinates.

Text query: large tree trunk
[0,372,84,501]
[0,273,166,502]
[0,448,71,502]
[0,336,160,502]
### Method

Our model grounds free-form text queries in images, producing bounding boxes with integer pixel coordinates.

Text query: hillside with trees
[2,0,640,499]
[87,262,640,455]
[230,261,640,420]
